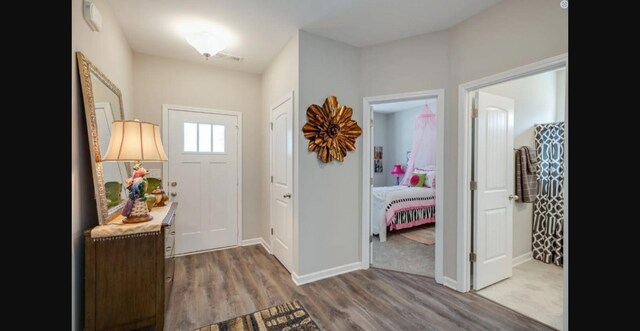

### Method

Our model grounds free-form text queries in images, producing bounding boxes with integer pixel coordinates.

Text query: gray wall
[298,30,362,275]
[481,70,562,259]
[132,53,263,240]
[261,32,300,270]
[447,0,567,280]
[372,112,389,187]
[72,0,134,329]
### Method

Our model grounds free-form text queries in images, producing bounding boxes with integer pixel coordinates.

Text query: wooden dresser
[84,202,177,331]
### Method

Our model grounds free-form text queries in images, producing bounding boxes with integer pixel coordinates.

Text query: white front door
[270,94,293,271]
[473,91,515,290]
[168,108,239,255]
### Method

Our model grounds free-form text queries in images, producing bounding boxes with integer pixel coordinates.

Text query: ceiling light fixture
[186,31,228,60]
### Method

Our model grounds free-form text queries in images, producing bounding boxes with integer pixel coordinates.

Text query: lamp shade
[391,164,405,175]
[186,31,227,57]
[102,120,168,161]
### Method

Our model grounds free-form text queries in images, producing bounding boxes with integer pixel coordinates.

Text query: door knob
[509,194,519,201]
[283,193,291,198]
[171,182,177,187]
[170,192,177,197]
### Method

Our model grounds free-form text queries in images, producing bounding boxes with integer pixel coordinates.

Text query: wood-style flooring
[165,245,554,330]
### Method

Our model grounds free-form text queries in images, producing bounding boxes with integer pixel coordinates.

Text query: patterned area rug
[195,300,321,331]
[400,228,435,245]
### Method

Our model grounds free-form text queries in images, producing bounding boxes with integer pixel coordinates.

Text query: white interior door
[473,91,515,290]
[270,94,293,272]
[168,108,239,255]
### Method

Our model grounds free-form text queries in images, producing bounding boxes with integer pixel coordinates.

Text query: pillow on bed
[408,173,426,187]
[425,171,436,188]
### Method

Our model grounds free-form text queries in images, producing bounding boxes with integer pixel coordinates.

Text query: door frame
[162,104,243,247]
[361,89,445,285]
[269,91,294,271]
[457,53,567,293]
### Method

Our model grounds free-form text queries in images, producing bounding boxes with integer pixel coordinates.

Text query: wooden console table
[84,202,177,331]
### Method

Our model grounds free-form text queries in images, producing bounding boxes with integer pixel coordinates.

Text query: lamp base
[123,214,154,224]
[396,177,400,185]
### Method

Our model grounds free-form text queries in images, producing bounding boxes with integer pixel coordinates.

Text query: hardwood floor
[165,245,554,330]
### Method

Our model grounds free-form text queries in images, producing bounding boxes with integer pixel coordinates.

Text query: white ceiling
[372,98,437,114]
[107,0,502,74]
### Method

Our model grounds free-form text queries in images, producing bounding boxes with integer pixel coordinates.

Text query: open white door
[168,108,239,255]
[270,93,293,272]
[473,91,515,290]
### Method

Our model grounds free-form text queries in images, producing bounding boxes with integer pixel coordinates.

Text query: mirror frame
[77,51,127,225]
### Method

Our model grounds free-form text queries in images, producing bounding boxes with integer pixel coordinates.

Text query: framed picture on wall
[374,159,383,173]
[374,146,383,160]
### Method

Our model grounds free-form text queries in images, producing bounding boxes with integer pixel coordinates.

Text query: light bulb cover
[186,31,227,58]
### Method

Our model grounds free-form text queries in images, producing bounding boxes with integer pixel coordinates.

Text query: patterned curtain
[532,122,565,266]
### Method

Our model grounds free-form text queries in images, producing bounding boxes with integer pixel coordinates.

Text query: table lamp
[391,164,405,185]
[102,119,168,223]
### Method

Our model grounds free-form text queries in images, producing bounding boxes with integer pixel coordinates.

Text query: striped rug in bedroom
[194,300,321,331]
[400,228,435,245]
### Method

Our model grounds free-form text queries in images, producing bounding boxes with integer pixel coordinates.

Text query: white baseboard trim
[241,238,262,246]
[442,276,458,290]
[241,237,271,254]
[512,252,533,267]
[291,262,362,286]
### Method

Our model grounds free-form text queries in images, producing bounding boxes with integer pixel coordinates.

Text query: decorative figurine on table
[121,163,153,223]
[152,186,169,207]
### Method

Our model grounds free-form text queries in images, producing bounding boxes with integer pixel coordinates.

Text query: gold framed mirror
[77,51,130,225]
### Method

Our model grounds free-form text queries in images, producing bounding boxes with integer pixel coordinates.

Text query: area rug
[195,300,321,331]
[400,228,435,245]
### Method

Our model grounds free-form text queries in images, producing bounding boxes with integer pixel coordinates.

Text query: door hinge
[270,122,273,130]
[472,108,478,118]
[470,180,477,191]
[271,228,273,235]
[270,176,273,183]
[370,119,374,128]
[370,177,373,185]
[370,235,373,243]
[469,252,476,262]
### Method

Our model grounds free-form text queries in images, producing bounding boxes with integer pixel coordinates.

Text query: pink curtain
[400,104,436,185]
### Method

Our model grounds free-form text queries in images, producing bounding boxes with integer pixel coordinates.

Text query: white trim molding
[362,89,445,285]
[241,237,272,254]
[456,53,568,293]
[512,252,533,267]
[291,262,362,286]
[442,276,458,291]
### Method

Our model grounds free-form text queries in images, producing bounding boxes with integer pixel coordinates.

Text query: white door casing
[473,91,515,290]
[167,107,240,255]
[270,93,294,272]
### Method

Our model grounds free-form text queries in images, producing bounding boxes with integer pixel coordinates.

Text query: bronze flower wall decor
[303,96,362,163]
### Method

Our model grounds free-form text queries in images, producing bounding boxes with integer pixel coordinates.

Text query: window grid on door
[184,122,225,153]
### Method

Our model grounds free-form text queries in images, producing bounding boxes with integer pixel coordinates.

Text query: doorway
[362,89,445,284]
[162,104,242,255]
[458,55,567,330]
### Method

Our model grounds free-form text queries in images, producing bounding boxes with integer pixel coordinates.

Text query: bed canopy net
[400,104,436,185]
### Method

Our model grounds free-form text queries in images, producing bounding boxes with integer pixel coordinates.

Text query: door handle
[171,192,177,197]
[171,182,178,187]
[509,194,519,201]
[283,193,291,198]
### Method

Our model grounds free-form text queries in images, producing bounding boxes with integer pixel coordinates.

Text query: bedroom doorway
[457,54,568,329]
[362,90,445,283]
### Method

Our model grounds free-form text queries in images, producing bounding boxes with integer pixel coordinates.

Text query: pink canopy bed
[371,104,437,242]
